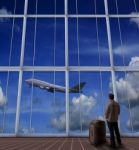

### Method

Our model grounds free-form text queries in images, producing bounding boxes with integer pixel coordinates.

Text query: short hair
[109,93,114,100]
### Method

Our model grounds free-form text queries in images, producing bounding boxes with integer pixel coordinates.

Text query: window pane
[69,72,112,135]
[0,18,23,66]
[136,0,139,12]
[69,18,110,66]
[108,0,137,14]
[110,18,139,66]
[28,0,64,14]
[0,0,24,14]
[0,72,18,134]
[68,0,105,14]
[19,72,66,135]
[115,71,139,133]
[24,18,65,66]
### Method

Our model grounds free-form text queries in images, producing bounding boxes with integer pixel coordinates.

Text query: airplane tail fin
[71,82,86,93]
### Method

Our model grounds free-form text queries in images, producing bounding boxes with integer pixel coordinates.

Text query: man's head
[109,93,114,100]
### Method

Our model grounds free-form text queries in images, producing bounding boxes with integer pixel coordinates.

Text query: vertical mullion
[15,0,28,135]
[65,0,69,135]
[104,0,121,133]
[104,0,117,100]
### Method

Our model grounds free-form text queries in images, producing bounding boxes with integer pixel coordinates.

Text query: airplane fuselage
[25,79,84,93]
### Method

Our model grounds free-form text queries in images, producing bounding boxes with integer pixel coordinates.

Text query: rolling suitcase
[89,120,106,146]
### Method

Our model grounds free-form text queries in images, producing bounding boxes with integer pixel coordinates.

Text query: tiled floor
[0,137,138,150]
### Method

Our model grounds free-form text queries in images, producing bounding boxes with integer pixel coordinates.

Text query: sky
[0,0,139,135]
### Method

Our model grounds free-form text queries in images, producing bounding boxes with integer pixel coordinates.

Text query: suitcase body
[89,120,106,145]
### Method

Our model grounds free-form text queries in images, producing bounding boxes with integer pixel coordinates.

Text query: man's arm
[105,104,110,120]
[118,103,120,115]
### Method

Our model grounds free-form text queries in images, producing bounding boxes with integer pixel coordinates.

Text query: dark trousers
[107,121,121,146]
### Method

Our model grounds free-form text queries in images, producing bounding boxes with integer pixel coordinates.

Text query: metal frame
[15,0,28,135]
[65,0,69,136]
[0,0,139,137]
[104,0,117,101]
[0,66,139,72]
[1,14,139,18]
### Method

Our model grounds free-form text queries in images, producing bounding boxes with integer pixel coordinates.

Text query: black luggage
[89,120,106,146]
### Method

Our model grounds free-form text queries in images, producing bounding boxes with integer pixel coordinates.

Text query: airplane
[25,78,86,93]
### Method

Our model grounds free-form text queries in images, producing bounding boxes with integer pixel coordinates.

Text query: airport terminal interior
[0,0,139,149]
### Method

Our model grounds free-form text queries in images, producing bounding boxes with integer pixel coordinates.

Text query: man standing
[105,93,122,148]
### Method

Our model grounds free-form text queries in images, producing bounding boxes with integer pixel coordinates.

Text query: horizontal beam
[0,66,139,72]
[109,14,139,18]
[0,14,139,19]
[68,15,106,18]
[0,133,139,137]
[68,67,112,71]
[0,15,24,18]
[68,14,139,18]
[0,67,20,71]
[15,133,68,137]
[27,15,65,18]
[22,66,66,71]
[114,67,139,71]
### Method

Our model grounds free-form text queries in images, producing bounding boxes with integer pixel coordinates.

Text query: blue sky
[0,0,139,135]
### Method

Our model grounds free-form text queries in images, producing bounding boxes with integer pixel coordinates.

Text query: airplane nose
[25,79,30,83]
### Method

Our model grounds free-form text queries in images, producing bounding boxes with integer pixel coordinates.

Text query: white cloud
[51,114,66,131]
[71,45,108,55]
[5,107,52,115]
[129,57,139,67]
[113,14,139,56]
[19,128,35,134]
[115,57,139,130]
[130,12,139,28]
[0,86,7,107]
[0,7,12,22]
[126,106,139,130]
[115,57,139,107]
[116,78,138,106]
[0,7,21,32]
[0,7,11,15]
[94,92,98,98]
[113,44,139,56]
[98,116,105,121]
[51,94,96,131]
[130,18,139,28]
[72,94,96,114]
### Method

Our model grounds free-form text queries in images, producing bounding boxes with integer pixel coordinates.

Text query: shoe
[118,143,124,148]
[110,144,116,148]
